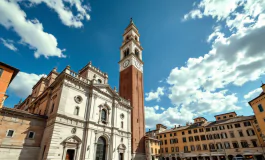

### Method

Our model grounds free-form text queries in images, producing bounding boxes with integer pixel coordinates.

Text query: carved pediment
[95,85,118,97]
[62,135,82,144]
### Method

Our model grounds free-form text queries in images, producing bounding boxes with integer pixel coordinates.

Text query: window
[223,116,227,119]
[74,106,79,115]
[214,134,220,139]
[229,115,233,117]
[206,128,211,132]
[241,141,249,148]
[212,127,218,131]
[221,132,227,139]
[244,121,251,126]
[164,134,166,138]
[28,131,35,139]
[191,145,195,151]
[184,146,188,152]
[207,134,213,140]
[135,49,140,58]
[193,129,198,133]
[230,131,235,138]
[135,36,138,41]
[227,124,233,129]
[0,68,3,77]
[199,128,204,132]
[216,143,223,149]
[203,144,208,150]
[121,121,124,128]
[219,126,225,130]
[160,135,162,138]
[194,136,200,141]
[200,135,206,141]
[196,145,201,151]
[50,103,54,113]
[6,130,14,137]
[235,123,241,128]
[182,131,185,135]
[188,136,194,142]
[209,143,215,150]
[171,147,174,152]
[164,140,167,145]
[124,48,130,57]
[175,147,179,152]
[247,129,255,136]
[101,109,107,122]
[161,148,164,153]
[258,104,264,112]
[217,117,221,120]
[165,147,168,153]
[224,142,231,149]
[238,130,244,137]
[170,133,172,137]
[97,79,102,84]
[174,133,176,136]
[251,140,258,147]
[232,142,239,148]
[188,130,192,134]
[182,137,187,143]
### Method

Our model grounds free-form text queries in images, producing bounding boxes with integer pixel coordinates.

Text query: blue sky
[1,0,265,129]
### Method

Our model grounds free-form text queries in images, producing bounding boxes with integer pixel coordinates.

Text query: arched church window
[135,49,139,58]
[126,35,129,41]
[74,106,79,115]
[101,109,107,122]
[95,137,106,160]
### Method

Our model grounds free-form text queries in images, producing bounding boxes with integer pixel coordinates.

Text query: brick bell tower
[119,18,146,159]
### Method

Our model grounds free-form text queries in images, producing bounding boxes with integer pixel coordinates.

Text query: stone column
[210,156,213,160]
[217,156,220,160]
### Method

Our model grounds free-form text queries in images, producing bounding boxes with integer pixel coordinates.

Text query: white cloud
[24,0,90,28]
[0,38,18,51]
[0,0,66,58]
[0,0,91,58]
[8,72,45,98]
[145,0,265,128]
[145,106,194,129]
[145,87,165,102]
[154,105,159,110]
[244,88,262,100]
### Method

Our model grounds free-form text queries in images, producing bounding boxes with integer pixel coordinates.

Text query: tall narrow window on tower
[135,49,139,58]
[124,48,130,57]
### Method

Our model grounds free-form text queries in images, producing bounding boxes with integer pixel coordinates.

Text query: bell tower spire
[119,19,146,160]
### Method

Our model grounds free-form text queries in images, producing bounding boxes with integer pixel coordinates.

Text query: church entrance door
[65,149,75,160]
[95,137,106,160]
[119,153,124,160]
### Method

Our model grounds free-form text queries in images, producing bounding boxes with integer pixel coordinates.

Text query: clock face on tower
[123,60,130,68]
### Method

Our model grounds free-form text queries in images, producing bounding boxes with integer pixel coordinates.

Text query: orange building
[146,112,265,160]
[249,84,265,144]
[0,62,19,108]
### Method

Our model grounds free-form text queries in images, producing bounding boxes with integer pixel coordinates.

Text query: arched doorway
[117,144,126,160]
[61,135,82,160]
[95,137,107,160]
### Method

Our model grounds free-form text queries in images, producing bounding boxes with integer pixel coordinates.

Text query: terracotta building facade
[145,112,265,160]
[249,84,265,145]
[0,62,19,108]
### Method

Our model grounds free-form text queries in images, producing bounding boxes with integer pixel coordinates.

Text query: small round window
[120,113,125,119]
[74,95,83,104]
[71,127,76,134]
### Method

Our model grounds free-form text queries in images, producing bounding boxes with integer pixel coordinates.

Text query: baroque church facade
[0,19,146,160]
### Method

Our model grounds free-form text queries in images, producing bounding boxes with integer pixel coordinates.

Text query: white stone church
[0,19,146,160]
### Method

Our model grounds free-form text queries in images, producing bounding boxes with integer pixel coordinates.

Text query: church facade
[0,19,146,160]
